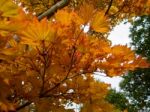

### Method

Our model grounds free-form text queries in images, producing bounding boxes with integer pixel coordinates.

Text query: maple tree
[0,0,150,111]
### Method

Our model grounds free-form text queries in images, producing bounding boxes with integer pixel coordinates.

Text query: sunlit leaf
[0,0,18,17]
[55,9,83,26]
[78,3,95,24]
[21,17,56,46]
[91,11,110,33]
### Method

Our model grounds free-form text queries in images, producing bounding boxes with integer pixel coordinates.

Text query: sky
[108,22,131,46]
[96,22,132,91]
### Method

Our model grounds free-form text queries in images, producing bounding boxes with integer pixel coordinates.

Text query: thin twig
[41,29,84,96]
[16,102,31,111]
[110,0,128,17]
[105,0,113,15]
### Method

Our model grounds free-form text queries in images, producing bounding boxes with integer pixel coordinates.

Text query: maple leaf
[0,7,30,33]
[91,11,110,33]
[78,3,95,24]
[0,20,23,32]
[0,0,18,17]
[55,9,73,26]
[0,39,25,56]
[21,17,56,46]
[0,0,23,32]
[107,6,119,15]
[55,9,83,26]
[111,45,135,60]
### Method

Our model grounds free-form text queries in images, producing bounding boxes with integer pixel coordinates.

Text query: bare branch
[38,0,69,20]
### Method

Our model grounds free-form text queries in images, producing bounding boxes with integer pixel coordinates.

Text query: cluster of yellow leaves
[0,0,149,112]
[15,0,55,15]
[119,0,150,15]
[98,45,149,76]
[77,3,110,33]
[107,0,150,24]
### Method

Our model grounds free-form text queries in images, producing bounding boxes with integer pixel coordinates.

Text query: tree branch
[41,28,84,96]
[105,0,113,15]
[16,101,31,111]
[38,0,69,20]
[110,0,128,17]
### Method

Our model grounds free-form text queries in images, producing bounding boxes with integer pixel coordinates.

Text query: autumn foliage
[0,0,150,111]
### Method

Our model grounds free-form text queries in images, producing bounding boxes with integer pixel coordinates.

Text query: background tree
[0,0,149,111]
[106,15,150,112]
[106,89,129,111]
[120,15,150,111]
[106,89,137,112]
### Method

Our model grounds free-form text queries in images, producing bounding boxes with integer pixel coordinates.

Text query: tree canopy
[0,0,150,111]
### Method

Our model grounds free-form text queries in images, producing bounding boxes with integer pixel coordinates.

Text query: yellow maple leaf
[0,0,18,17]
[108,6,119,15]
[78,3,95,24]
[0,9,30,32]
[55,9,83,26]
[111,45,135,59]
[91,11,110,33]
[55,9,73,26]
[0,39,25,56]
[0,20,25,32]
[21,17,56,46]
